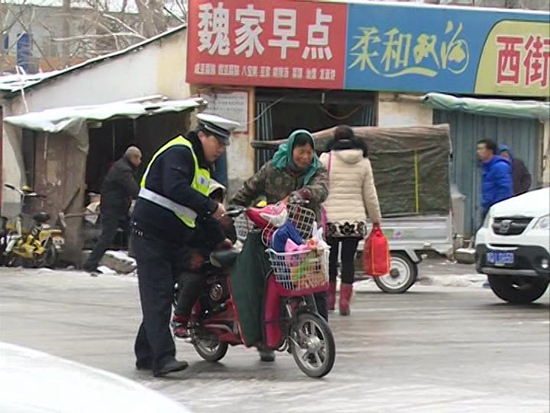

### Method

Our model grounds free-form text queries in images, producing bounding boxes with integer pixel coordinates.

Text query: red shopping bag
[362,224,391,276]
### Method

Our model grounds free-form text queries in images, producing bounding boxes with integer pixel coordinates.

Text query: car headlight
[534,214,549,230]
[482,210,492,228]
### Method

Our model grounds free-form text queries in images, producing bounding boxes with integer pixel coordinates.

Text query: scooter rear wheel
[193,335,229,362]
[290,312,335,378]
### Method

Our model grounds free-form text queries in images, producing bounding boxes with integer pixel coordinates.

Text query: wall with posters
[187,0,549,97]
[192,86,256,195]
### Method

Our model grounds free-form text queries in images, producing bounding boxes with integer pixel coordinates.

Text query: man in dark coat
[499,144,532,196]
[83,146,141,272]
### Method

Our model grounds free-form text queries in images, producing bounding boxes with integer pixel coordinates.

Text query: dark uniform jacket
[100,157,139,217]
[132,132,225,244]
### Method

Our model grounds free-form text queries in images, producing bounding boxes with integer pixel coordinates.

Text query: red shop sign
[187,0,348,89]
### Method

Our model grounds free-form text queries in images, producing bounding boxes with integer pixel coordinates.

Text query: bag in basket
[362,224,390,276]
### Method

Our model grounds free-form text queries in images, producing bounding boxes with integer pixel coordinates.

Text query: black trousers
[314,292,328,321]
[84,213,128,271]
[133,231,188,370]
[175,271,206,318]
[327,237,360,285]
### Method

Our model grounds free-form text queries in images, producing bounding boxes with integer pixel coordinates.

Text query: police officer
[132,113,239,377]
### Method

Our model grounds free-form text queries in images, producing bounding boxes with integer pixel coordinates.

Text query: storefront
[186,0,549,233]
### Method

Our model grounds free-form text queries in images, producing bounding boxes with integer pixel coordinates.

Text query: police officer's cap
[197,113,240,146]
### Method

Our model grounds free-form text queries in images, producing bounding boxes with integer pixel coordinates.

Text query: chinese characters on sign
[496,35,550,88]
[348,20,470,78]
[188,0,346,88]
[188,0,549,96]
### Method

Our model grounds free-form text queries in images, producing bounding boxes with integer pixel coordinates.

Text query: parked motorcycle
[1,184,66,268]
[174,201,335,379]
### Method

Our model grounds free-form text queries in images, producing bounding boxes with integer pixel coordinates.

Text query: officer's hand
[218,238,233,250]
[220,215,233,229]
[190,252,205,271]
[212,203,226,220]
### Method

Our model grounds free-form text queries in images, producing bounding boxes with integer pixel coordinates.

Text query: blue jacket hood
[498,144,513,160]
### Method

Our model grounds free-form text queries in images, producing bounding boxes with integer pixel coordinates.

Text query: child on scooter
[172,180,237,338]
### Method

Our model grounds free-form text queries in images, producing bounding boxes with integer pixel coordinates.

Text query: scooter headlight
[260,208,288,228]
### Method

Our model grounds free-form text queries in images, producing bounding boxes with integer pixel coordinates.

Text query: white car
[475,187,550,304]
[0,342,193,413]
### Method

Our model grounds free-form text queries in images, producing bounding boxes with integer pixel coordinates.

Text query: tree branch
[52,32,146,42]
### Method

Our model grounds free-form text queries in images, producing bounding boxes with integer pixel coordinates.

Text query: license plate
[486,251,514,266]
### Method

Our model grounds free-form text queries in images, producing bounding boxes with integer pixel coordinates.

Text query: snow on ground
[104,250,136,266]
[1,257,486,290]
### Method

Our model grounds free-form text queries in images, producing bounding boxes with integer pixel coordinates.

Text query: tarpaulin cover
[251,124,452,216]
[423,92,550,121]
[3,97,206,153]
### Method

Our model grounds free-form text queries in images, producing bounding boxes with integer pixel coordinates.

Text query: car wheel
[488,275,549,304]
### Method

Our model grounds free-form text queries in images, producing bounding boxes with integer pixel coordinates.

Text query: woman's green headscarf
[271,129,321,185]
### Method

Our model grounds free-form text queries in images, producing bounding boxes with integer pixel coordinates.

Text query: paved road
[0,268,548,413]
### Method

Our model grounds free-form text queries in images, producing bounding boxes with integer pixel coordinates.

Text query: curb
[348,274,486,293]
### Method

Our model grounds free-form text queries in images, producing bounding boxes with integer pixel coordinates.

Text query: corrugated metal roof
[3,96,206,133]
[0,71,63,93]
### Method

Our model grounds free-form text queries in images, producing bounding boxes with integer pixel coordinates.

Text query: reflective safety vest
[139,136,210,229]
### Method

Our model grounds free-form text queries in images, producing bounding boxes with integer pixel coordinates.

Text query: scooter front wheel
[193,334,229,362]
[290,312,335,378]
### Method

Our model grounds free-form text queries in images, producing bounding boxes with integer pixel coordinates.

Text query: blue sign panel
[344,3,550,95]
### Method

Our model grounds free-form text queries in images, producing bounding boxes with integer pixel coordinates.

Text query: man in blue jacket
[477,139,514,222]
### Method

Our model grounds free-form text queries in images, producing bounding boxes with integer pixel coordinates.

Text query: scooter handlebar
[224,205,246,217]
[3,184,46,198]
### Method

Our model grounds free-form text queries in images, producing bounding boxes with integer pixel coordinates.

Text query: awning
[3,96,207,152]
[422,92,550,121]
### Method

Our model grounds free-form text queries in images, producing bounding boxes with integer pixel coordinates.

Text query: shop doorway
[255,89,376,171]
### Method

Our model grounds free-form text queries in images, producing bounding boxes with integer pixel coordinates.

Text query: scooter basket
[261,204,317,246]
[267,248,329,295]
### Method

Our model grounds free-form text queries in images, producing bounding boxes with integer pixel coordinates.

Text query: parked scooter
[1,184,66,268]
[174,201,335,379]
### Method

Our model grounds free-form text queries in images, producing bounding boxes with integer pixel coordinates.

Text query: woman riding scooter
[230,129,329,361]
